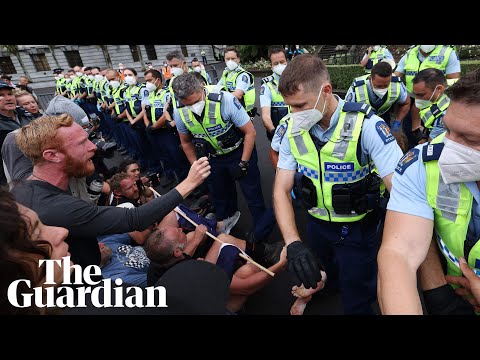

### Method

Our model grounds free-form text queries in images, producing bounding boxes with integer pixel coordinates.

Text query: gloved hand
[391,120,402,131]
[287,240,322,289]
[230,160,249,180]
[266,128,275,141]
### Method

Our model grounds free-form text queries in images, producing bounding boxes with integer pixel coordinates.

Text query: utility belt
[193,126,244,158]
[296,171,382,215]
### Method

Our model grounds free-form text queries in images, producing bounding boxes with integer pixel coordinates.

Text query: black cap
[52,68,64,74]
[0,81,14,90]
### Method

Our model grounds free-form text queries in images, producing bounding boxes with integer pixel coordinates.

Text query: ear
[323,82,333,95]
[173,248,183,258]
[42,149,63,163]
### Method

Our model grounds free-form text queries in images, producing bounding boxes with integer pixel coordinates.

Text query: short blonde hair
[16,114,74,165]
[13,89,33,98]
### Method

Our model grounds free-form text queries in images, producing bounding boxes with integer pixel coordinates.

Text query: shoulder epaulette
[391,75,401,82]
[262,75,274,84]
[422,142,444,162]
[342,102,374,118]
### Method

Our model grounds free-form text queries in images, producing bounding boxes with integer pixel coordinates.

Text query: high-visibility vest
[352,74,402,116]
[220,66,256,112]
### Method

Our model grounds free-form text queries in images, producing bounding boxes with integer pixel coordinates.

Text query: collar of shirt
[309,94,343,142]
[272,73,281,83]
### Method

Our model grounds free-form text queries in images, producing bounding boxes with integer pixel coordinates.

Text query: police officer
[142,69,189,182]
[123,67,152,171]
[412,68,449,142]
[395,45,460,147]
[70,65,88,114]
[274,55,403,314]
[359,45,394,74]
[106,69,131,157]
[191,58,211,85]
[53,68,67,96]
[172,73,276,242]
[378,69,480,315]
[165,50,191,108]
[260,47,290,142]
[217,47,256,118]
[345,61,410,130]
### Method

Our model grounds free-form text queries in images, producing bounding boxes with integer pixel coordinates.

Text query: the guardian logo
[7,256,167,309]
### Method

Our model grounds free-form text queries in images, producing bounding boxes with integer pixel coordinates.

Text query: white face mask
[292,85,326,131]
[373,45,380,51]
[75,72,83,77]
[109,80,120,89]
[273,64,287,76]
[54,76,60,81]
[171,67,184,77]
[94,74,104,81]
[124,75,137,86]
[372,87,388,98]
[65,78,72,83]
[70,74,77,79]
[420,45,436,53]
[87,75,94,80]
[226,60,238,71]
[438,137,480,184]
[58,73,64,78]
[145,80,157,92]
[193,66,202,73]
[187,100,205,116]
[415,86,438,109]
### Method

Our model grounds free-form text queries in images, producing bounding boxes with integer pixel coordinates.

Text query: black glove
[230,160,249,180]
[287,241,322,289]
[266,128,275,141]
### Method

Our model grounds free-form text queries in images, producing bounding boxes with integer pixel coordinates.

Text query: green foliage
[460,60,480,75]
[327,61,480,90]
[243,58,271,71]
[327,64,364,90]
[232,45,274,63]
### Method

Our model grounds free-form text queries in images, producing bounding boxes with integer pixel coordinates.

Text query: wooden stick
[149,187,275,277]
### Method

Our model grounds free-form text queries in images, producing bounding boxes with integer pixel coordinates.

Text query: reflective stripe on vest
[353,75,400,116]
[420,94,450,129]
[365,47,387,73]
[287,103,374,222]
[221,67,256,111]
[424,133,480,278]
[404,46,452,93]
[125,84,145,117]
[147,89,168,123]
[177,87,242,155]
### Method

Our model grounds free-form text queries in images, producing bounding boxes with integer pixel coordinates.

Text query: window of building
[129,45,140,62]
[0,56,17,74]
[181,45,188,57]
[30,53,51,72]
[145,45,157,61]
[64,50,83,67]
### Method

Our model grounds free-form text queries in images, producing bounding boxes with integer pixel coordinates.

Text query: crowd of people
[1,44,480,315]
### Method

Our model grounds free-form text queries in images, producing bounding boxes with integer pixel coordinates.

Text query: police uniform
[396,45,460,95]
[361,47,394,74]
[278,96,403,314]
[419,93,449,140]
[143,87,190,180]
[124,82,152,170]
[217,65,256,116]
[396,45,460,147]
[345,74,407,125]
[260,73,290,136]
[174,88,276,240]
[388,133,480,284]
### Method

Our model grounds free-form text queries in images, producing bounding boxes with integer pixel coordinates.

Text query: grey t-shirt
[12,180,183,269]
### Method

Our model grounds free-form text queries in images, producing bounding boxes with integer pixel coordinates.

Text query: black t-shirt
[147,255,192,287]
[12,180,183,269]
